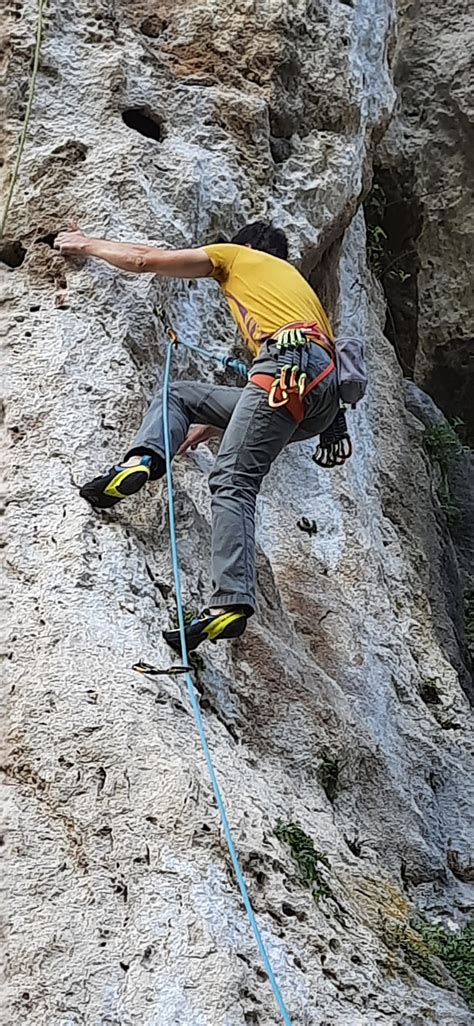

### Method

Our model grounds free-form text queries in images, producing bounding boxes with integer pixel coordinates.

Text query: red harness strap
[251,358,335,423]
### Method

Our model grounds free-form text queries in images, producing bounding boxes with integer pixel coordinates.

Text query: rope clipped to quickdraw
[156,306,248,381]
[161,338,294,1026]
[1,0,46,237]
[313,408,352,468]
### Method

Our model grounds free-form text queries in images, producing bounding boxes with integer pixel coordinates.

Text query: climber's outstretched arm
[54,229,212,277]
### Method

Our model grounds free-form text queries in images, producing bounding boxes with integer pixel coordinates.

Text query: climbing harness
[1,0,46,237]
[251,324,367,468]
[251,320,336,424]
[161,338,294,1026]
[156,306,248,381]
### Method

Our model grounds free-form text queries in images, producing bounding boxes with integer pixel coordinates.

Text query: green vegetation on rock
[275,822,333,901]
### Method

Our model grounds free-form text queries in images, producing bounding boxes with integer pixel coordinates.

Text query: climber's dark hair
[230,221,288,260]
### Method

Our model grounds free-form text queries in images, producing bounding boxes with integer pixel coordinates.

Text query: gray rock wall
[378,0,474,441]
[2,2,473,1024]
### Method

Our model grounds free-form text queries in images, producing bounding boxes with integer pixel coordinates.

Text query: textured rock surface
[377,0,474,440]
[404,382,474,589]
[2,2,473,1025]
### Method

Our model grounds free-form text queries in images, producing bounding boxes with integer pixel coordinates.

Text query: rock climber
[55,222,340,652]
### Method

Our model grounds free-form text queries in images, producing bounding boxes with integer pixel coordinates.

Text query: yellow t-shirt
[203,243,333,356]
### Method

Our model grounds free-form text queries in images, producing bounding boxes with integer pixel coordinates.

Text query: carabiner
[268,379,289,408]
[298,373,307,397]
[279,364,292,391]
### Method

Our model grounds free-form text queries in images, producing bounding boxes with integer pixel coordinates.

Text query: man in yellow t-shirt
[56,221,339,652]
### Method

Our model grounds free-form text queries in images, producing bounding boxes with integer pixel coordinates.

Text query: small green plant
[367,224,388,275]
[412,917,474,1009]
[424,421,466,528]
[383,916,474,1008]
[316,756,340,803]
[424,421,463,475]
[275,822,333,901]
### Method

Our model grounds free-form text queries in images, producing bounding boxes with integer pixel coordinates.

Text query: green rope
[1,0,46,238]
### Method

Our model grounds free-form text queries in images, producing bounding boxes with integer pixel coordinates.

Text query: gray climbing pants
[127,341,339,615]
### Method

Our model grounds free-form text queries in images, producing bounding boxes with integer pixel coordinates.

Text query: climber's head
[230,221,288,260]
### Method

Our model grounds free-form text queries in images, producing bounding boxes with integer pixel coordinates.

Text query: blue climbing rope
[162,340,294,1026]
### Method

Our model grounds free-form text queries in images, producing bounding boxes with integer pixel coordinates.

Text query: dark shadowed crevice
[422,338,473,445]
[121,107,164,142]
[366,166,473,443]
[0,239,27,268]
[365,163,422,378]
[269,108,293,164]
[304,237,343,324]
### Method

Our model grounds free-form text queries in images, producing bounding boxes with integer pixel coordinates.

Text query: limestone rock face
[2,2,473,1026]
[378,0,474,440]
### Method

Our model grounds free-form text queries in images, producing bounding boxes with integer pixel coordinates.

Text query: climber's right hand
[54,228,90,256]
[177,425,222,455]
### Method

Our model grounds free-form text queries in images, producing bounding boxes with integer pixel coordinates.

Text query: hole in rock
[281,902,299,918]
[269,108,293,165]
[0,239,26,268]
[121,107,164,142]
[140,16,168,37]
[36,232,58,249]
[270,138,292,164]
[419,680,442,706]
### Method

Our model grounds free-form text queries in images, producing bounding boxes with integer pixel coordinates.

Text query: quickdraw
[132,660,191,676]
[155,306,248,380]
[312,409,352,468]
[271,325,312,403]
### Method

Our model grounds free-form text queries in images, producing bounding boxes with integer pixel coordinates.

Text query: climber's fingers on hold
[54,228,88,256]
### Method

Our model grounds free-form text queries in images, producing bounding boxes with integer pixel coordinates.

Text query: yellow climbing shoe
[163,608,247,653]
[79,457,152,509]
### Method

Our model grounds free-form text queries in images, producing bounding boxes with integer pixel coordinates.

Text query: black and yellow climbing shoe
[163,608,247,654]
[79,456,152,509]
